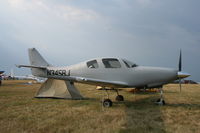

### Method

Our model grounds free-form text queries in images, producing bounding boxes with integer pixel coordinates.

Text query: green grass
[0,80,200,133]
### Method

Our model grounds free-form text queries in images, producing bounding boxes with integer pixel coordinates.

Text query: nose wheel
[156,98,166,105]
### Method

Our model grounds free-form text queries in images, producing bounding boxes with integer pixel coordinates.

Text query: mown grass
[0,80,200,133]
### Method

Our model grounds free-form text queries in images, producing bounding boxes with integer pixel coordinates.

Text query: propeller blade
[179,78,182,92]
[179,50,182,72]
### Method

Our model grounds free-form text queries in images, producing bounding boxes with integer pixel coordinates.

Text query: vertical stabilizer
[28,48,51,77]
[29,48,50,67]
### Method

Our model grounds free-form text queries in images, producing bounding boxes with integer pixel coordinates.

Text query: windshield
[123,59,138,68]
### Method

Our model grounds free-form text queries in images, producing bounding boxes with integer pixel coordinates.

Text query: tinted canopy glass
[102,58,121,68]
[123,59,138,68]
[87,60,99,68]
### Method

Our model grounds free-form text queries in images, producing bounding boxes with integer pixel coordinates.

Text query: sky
[0,0,200,81]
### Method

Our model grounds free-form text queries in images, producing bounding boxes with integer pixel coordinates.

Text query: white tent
[36,79,83,99]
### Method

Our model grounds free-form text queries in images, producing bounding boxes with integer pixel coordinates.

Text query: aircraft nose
[138,66,178,83]
[157,68,178,81]
[144,67,177,82]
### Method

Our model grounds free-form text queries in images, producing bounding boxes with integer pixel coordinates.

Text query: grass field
[0,80,200,133]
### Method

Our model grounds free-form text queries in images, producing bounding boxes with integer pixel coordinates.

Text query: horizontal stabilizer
[16,65,47,69]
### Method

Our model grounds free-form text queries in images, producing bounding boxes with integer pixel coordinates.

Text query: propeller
[177,50,191,92]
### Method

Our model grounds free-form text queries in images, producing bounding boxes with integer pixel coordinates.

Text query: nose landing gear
[102,89,113,107]
[155,87,166,105]
[156,98,166,105]
[116,95,124,101]
[115,89,124,101]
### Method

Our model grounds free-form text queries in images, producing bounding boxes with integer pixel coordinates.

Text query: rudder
[28,48,51,77]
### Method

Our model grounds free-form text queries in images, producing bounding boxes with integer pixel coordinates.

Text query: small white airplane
[18,48,190,107]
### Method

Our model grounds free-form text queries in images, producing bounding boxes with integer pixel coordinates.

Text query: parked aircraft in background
[10,69,46,83]
[18,48,190,107]
[0,71,4,86]
[0,71,4,75]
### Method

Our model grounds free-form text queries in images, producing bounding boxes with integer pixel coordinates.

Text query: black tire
[156,99,166,105]
[103,99,113,107]
[162,100,166,105]
[116,95,124,101]
[156,98,161,102]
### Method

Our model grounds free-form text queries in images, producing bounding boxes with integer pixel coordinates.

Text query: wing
[47,75,129,88]
[17,65,129,88]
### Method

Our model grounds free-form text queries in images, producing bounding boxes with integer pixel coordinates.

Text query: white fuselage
[46,58,178,88]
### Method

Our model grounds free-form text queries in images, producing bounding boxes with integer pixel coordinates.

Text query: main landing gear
[103,99,113,107]
[155,87,166,105]
[102,88,124,107]
[115,89,124,101]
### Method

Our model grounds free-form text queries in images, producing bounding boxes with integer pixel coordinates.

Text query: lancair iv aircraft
[18,48,190,107]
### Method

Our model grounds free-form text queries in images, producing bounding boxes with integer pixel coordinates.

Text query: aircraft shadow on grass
[117,96,167,133]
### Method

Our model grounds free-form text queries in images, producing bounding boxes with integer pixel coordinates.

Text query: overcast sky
[0,0,199,81]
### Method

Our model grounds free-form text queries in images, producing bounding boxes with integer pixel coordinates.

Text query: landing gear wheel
[116,95,124,101]
[156,99,166,105]
[103,99,113,107]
